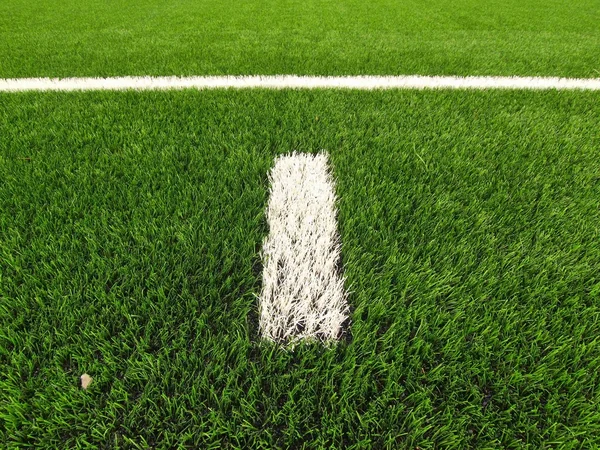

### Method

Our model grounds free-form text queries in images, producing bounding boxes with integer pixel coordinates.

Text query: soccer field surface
[1,0,600,78]
[2,90,599,448]
[2,0,600,448]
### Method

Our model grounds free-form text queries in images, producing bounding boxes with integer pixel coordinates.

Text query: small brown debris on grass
[80,373,93,389]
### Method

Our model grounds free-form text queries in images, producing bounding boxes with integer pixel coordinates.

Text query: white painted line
[1,75,600,92]
[259,153,349,344]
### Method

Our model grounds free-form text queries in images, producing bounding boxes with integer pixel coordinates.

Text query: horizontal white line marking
[259,153,349,344]
[1,75,600,92]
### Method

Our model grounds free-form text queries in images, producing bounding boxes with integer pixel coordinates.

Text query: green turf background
[1,90,599,448]
[1,0,600,78]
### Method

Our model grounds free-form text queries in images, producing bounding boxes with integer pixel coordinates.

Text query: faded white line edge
[1,75,600,91]
[259,153,349,344]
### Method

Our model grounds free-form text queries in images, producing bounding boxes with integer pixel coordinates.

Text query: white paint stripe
[259,153,349,344]
[1,75,600,92]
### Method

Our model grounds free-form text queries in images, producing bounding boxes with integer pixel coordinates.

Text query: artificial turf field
[1,0,600,78]
[1,0,600,449]
[2,90,600,448]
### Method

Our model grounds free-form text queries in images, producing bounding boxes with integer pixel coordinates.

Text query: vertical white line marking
[259,152,349,344]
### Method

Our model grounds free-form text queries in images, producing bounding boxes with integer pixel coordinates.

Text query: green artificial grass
[1,0,599,78]
[1,89,600,448]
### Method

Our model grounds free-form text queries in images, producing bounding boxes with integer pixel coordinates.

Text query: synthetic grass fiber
[1,0,599,78]
[1,90,599,448]
[259,152,349,344]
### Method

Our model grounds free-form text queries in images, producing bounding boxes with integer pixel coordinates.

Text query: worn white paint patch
[1,75,600,92]
[259,153,349,344]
